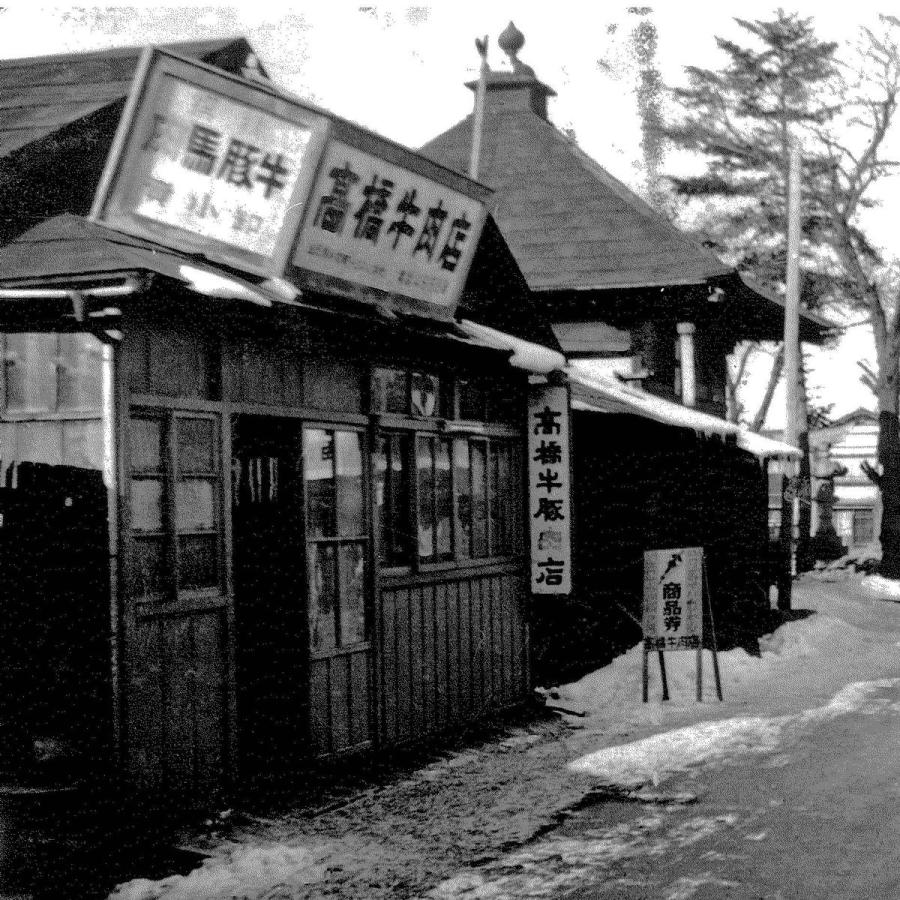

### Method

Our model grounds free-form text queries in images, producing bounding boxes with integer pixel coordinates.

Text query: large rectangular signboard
[292,140,486,312]
[91,48,330,276]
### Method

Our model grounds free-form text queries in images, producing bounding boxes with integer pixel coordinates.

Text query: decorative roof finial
[498,21,533,75]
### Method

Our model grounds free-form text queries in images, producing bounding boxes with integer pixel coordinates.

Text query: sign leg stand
[657,650,670,701]
[703,559,724,702]
[642,644,649,703]
[696,646,703,702]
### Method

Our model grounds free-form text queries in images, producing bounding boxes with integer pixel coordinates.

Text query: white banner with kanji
[528,384,572,594]
[642,547,703,650]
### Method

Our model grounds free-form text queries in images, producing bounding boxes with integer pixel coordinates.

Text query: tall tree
[666,12,900,577]
[811,17,900,576]
[663,11,841,572]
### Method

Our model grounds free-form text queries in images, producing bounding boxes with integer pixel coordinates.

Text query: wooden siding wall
[120,302,530,797]
[309,650,372,757]
[378,568,528,747]
[128,609,228,796]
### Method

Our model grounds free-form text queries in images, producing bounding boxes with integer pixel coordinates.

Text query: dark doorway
[231,416,307,780]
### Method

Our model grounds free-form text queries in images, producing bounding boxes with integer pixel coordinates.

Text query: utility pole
[778,145,802,610]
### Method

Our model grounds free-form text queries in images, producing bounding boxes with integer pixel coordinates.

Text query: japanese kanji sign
[292,141,486,313]
[91,48,329,275]
[528,384,572,594]
[642,547,703,651]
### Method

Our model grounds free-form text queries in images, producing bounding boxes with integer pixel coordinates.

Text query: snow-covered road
[110,576,900,900]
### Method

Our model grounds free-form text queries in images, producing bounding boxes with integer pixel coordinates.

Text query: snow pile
[860,574,900,600]
[110,844,330,900]
[553,611,880,720]
[568,715,783,786]
[569,679,898,786]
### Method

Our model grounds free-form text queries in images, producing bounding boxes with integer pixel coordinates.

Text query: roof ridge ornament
[498,21,534,76]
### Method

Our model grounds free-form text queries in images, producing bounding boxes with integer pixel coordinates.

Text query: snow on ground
[109,576,900,900]
[860,573,900,600]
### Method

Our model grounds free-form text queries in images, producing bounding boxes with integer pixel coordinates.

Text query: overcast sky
[1,1,893,421]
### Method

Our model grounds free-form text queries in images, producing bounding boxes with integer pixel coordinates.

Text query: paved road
[435,681,900,899]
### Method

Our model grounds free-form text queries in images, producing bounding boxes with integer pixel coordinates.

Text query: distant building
[767,408,880,556]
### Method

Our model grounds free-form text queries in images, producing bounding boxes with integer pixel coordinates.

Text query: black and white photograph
[0,3,899,897]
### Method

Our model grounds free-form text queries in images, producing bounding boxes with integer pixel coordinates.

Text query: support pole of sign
[702,557,724,702]
[696,645,703,702]
[657,650,670,701]
[642,643,649,703]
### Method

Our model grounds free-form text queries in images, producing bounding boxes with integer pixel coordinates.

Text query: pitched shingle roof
[0,37,263,160]
[420,96,731,293]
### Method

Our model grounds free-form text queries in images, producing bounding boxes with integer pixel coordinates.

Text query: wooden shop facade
[0,45,553,799]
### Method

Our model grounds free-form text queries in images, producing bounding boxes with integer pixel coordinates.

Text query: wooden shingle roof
[420,95,731,294]
[0,37,263,160]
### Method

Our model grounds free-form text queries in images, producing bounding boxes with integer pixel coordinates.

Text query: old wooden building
[0,40,561,799]
[421,23,828,678]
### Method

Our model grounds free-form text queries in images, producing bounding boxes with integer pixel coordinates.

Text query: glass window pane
[489,443,501,555]
[339,543,366,645]
[57,333,102,412]
[411,372,439,418]
[133,536,166,595]
[495,443,514,555]
[308,543,337,651]
[471,442,488,557]
[335,430,364,536]
[453,439,472,558]
[417,436,435,560]
[372,367,407,414]
[176,478,216,531]
[178,418,217,473]
[435,439,452,560]
[374,436,389,562]
[4,333,57,412]
[376,433,410,566]
[63,420,103,471]
[130,417,163,472]
[178,533,218,589]
[304,428,335,539]
[131,478,163,532]
[15,422,62,466]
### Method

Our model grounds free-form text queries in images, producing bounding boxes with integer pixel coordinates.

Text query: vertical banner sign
[528,384,572,594]
[642,547,703,650]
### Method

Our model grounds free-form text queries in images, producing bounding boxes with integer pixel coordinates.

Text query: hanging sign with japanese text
[91,48,330,276]
[642,547,703,651]
[528,384,572,594]
[292,140,487,313]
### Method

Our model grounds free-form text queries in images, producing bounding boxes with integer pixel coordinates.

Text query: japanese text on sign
[133,79,313,257]
[528,385,572,594]
[293,141,486,311]
[642,547,703,651]
[91,49,329,275]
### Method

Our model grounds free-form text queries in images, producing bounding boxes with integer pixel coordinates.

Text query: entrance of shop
[231,416,308,779]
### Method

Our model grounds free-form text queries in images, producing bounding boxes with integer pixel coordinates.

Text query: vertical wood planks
[377,571,529,749]
[309,657,331,757]
[329,655,351,753]
[128,619,164,791]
